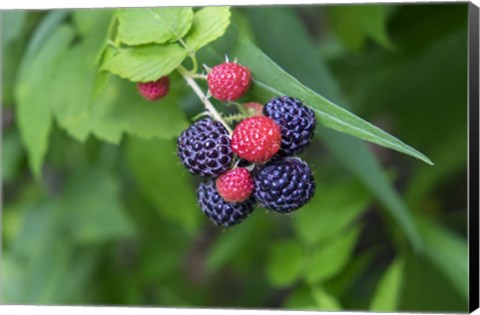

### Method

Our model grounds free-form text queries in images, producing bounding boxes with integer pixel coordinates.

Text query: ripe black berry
[263,96,316,156]
[177,118,233,177]
[197,180,255,227]
[254,157,315,213]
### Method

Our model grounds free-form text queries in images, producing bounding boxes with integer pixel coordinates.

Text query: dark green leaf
[327,5,394,51]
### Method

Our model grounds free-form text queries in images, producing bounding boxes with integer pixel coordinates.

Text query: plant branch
[178,65,232,134]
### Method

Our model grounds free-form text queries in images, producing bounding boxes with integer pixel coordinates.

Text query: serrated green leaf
[102,43,187,82]
[184,6,231,52]
[125,138,200,232]
[266,240,304,287]
[117,7,194,45]
[293,179,371,245]
[15,25,75,177]
[234,36,432,165]
[370,258,404,311]
[305,225,362,284]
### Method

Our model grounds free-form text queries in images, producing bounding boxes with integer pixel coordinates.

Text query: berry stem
[178,65,233,134]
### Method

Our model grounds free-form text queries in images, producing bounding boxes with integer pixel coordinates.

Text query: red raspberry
[243,102,264,117]
[207,62,251,101]
[231,116,281,163]
[137,76,170,101]
[216,168,254,203]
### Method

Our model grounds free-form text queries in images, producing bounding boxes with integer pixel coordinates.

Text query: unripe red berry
[207,62,251,101]
[216,168,254,203]
[231,116,281,163]
[137,76,170,101]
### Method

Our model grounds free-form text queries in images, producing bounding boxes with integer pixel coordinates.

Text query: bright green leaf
[102,43,187,82]
[293,179,371,245]
[234,36,432,165]
[117,7,194,45]
[283,286,318,310]
[125,138,200,232]
[370,258,404,311]
[15,25,75,177]
[310,286,342,310]
[266,240,304,287]
[305,225,362,284]
[184,6,231,52]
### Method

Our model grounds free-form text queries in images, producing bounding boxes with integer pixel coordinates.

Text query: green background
[1,3,468,311]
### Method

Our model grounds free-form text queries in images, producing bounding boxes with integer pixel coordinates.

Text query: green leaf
[102,43,187,82]
[327,5,394,51]
[293,179,371,245]
[51,33,189,143]
[234,36,432,165]
[125,138,200,232]
[310,286,342,310]
[244,8,423,250]
[117,7,194,45]
[370,258,404,311]
[266,240,304,287]
[417,217,468,299]
[305,225,362,284]
[62,168,137,244]
[283,286,318,310]
[15,25,75,177]
[184,6,231,52]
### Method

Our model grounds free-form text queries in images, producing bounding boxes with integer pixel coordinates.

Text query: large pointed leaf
[370,258,404,311]
[234,36,432,165]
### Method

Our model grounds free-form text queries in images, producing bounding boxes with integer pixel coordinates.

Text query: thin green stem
[178,65,232,134]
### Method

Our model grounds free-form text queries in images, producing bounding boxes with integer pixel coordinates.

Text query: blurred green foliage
[1,3,468,312]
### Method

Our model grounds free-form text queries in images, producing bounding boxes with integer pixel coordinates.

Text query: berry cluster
[176,61,317,227]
